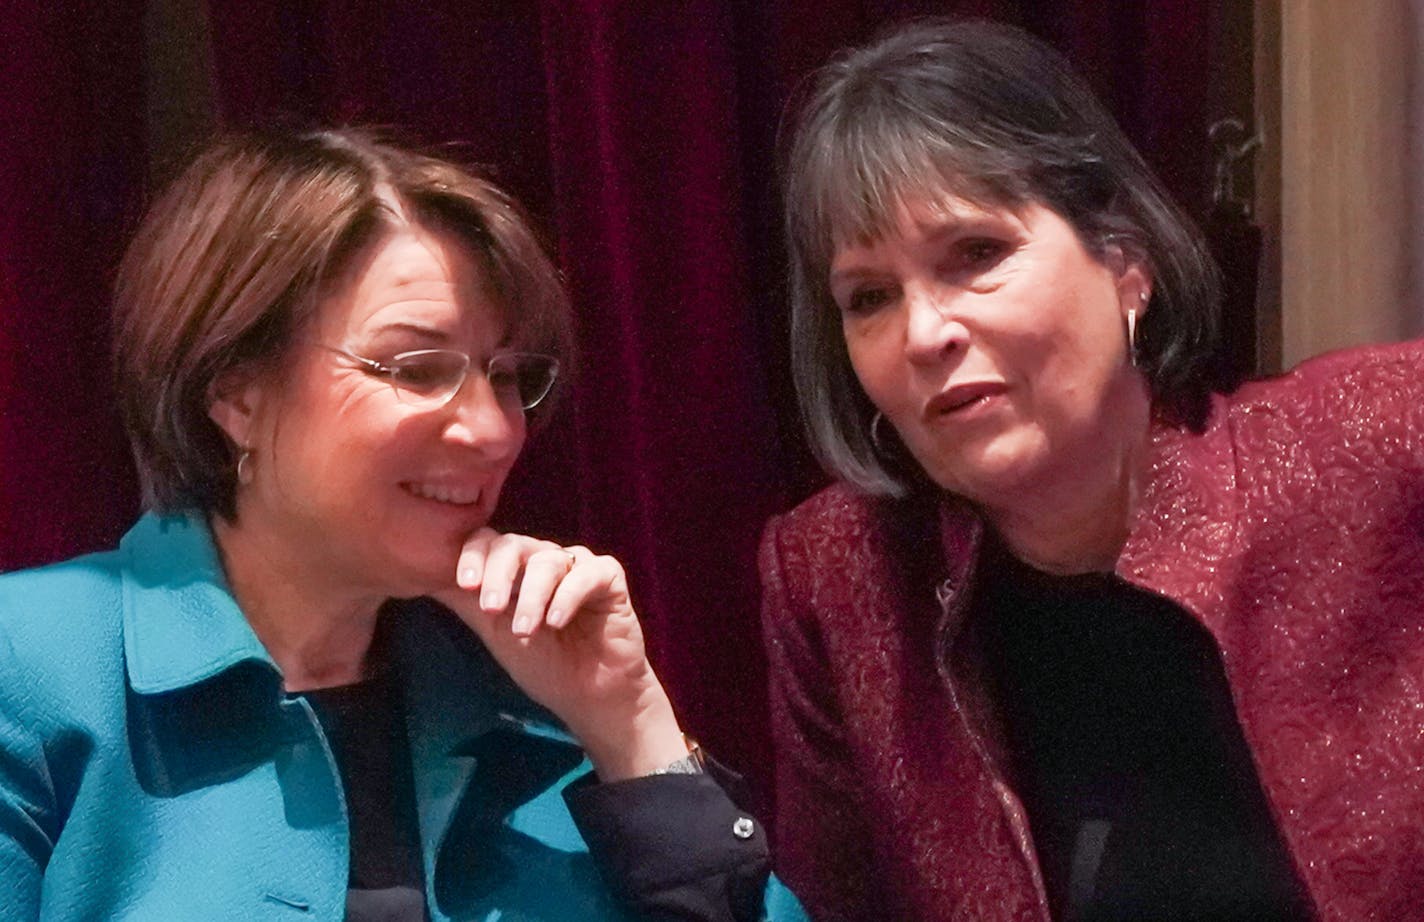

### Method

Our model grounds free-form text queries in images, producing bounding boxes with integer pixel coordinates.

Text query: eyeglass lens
[389,351,557,409]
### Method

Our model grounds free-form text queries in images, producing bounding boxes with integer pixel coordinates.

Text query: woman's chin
[376,515,490,592]
[924,442,1051,507]
[367,545,467,601]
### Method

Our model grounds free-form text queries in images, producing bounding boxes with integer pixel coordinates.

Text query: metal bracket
[1209,117,1264,218]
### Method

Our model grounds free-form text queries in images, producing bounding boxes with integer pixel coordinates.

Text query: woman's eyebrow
[365,321,452,343]
[917,210,1005,238]
[828,217,978,283]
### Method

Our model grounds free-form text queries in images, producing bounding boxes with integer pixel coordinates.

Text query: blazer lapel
[390,599,586,915]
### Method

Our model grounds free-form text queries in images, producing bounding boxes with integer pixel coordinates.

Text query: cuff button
[732,816,755,840]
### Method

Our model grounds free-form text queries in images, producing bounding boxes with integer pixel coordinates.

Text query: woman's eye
[393,360,446,390]
[487,367,518,391]
[957,237,1008,269]
[391,355,465,393]
[843,286,894,315]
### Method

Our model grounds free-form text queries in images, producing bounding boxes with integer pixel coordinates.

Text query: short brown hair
[113,128,573,518]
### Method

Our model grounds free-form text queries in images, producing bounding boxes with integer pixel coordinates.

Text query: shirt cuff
[563,761,771,921]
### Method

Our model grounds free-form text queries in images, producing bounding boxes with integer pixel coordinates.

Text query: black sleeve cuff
[563,761,771,921]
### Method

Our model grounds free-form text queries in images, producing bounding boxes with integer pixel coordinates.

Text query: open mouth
[945,394,990,413]
[927,382,1008,419]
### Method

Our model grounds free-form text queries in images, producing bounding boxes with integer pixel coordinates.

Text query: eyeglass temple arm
[335,349,395,376]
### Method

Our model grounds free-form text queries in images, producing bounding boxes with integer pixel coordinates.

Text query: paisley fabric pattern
[760,340,1424,922]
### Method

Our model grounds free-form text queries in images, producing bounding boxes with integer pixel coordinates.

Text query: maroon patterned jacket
[760,341,1424,921]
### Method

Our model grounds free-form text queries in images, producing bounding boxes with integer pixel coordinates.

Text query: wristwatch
[651,735,707,775]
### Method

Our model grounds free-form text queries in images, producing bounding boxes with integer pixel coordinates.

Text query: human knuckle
[532,547,570,566]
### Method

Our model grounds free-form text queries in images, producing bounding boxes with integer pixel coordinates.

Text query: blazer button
[732,817,755,840]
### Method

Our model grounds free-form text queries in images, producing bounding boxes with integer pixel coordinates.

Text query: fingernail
[459,567,479,588]
[481,591,504,611]
[547,608,565,628]
[512,614,532,635]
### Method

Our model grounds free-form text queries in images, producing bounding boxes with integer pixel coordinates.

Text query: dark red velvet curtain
[1,3,147,565]
[1,0,1215,808]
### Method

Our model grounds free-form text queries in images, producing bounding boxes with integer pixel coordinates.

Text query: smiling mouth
[402,482,483,506]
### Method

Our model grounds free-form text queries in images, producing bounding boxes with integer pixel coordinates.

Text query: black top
[975,536,1312,922]
[302,669,428,922]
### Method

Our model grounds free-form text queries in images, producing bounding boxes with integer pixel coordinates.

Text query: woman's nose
[440,375,525,456]
[903,286,969,363]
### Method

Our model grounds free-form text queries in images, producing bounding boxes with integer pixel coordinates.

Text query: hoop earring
[870,411,893,455]
[236,447,254,486]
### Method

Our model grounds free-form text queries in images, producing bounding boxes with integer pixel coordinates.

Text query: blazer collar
[118,509,577,743]
[387,599,585,905]
[118,511,576,747]
[928,403,1242,636]
[120,512,277,695]
[390,596,580,768]
[116,512,584,888]
[1116,400,1241,630]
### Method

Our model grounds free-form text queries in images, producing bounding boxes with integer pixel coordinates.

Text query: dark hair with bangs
[113,128,573,519]
[783,18,1220,496]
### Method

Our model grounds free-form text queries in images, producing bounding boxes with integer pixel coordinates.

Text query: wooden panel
[1278,0,1418,366]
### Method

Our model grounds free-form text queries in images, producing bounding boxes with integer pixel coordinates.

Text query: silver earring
[236,447,254,486]
[1126,300,1141,368]
[870,411,893,455]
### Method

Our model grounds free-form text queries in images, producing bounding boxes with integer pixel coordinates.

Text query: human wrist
[578,687,689,782]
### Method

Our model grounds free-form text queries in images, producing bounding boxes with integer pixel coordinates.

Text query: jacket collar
[1116,399,1241,631]
[930,402,1242,637]
[390,599,585,909]
[116,511,583,887]
[118,511,576,746]
[120,512,278,695]
[390,596,582,854]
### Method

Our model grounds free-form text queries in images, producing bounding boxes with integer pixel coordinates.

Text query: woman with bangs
[763,18,1424,922]
[0,129,806,922]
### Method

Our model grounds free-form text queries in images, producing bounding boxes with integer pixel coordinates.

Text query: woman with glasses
[761,18,1424,922]
[0,129,801,922]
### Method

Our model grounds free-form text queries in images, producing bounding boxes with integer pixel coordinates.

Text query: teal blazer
[0,514,805,921]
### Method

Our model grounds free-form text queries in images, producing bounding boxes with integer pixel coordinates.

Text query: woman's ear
[1104,238,1153,319]
[207,370,266,450]
[1117,260,1153,320]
